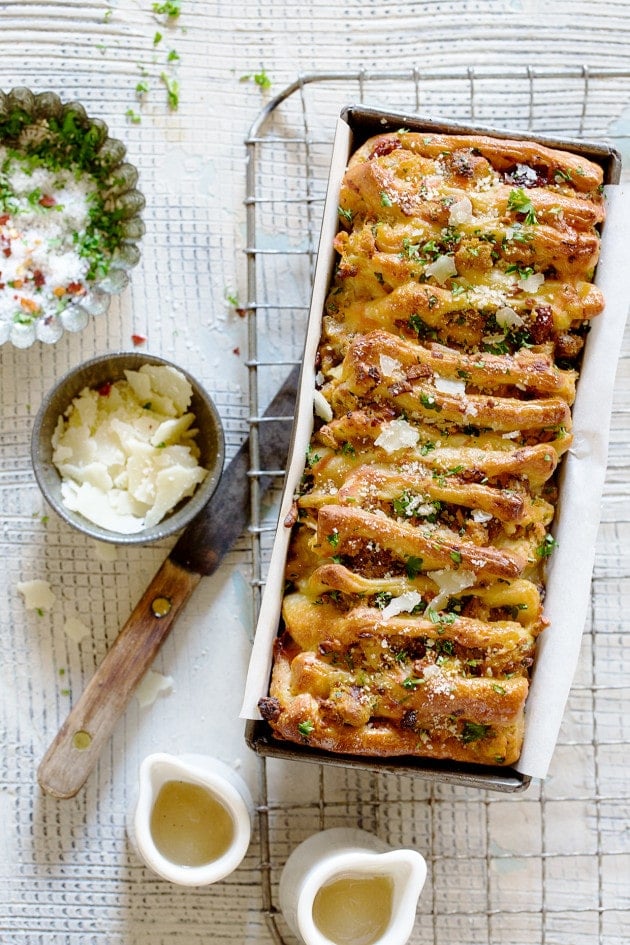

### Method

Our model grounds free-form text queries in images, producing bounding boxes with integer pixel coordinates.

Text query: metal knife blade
[37,367,300,798]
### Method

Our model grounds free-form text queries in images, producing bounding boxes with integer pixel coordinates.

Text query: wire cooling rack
[244,68,630,945]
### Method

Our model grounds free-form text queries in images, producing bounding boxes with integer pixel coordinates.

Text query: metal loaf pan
[245,105,621,794]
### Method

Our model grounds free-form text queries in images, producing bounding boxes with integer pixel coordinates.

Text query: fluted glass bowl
[0,87,145,348]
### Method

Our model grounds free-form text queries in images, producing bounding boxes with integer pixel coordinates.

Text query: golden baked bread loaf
[259,130,605,767]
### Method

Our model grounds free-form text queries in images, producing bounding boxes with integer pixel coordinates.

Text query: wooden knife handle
[37,558,201,799]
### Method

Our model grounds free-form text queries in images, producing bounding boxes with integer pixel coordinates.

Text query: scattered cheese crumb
[425,254,458,284]
[379,354,401,377]
[381,590,422,619]
[448,195,473,225]
[136,670,174,708]
[434,375,466,396]
[519,272,545,294]
[313,389,333,422]
[64,613,90,643]
[495,306,524,328]
[16,579,56,612]
[374,418,419,453]
[427,569,476,610]
[471,509,493,524]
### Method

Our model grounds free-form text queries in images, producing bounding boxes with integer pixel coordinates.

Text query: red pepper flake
[33,270,45,288]
[66,281,84,295]
[232,347,240,356]
[0,214,9,226]
[131,333,147,346]
[2,248,11,258]
[97,382,113,397]
[38,194,57,208]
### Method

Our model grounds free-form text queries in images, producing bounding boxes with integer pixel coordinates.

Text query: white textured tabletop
[1,3,630,944]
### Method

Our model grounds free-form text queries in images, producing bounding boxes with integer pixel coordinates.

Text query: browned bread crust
[261,130,604,767]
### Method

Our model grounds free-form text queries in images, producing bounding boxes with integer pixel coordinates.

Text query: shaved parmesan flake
[448,195,473,225]
[17,579,56,612]
[64,614,90,643]
[52,364,208,535]
[495,306,524,329]
[136,670,174,708]
[427,568,476,610]
[519,272,545,294]
[381,590,422,619]
[374,418,419,453]
[425,254,457,284]
[434,375,466,396]
[471,509,493,523]
[313,389,333,422]
[379,354,401,377]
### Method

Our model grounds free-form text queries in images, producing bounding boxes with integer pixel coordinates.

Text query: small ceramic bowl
[0,87,145,348]
[31,352,225,544]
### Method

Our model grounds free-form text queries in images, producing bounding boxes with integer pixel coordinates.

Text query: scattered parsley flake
[167,49,180,62]
[160,72,179,109]
[462,721,491,743]
[507,188,538,225]
[297,719,314,738]
[240,68,272,90]
[136,80,150,95]
[536,534,558,558]
[152,0,181,16]
[380,191,393,207]
[405,556,423,579]
[153,31,163,45]
[125,109,142,124]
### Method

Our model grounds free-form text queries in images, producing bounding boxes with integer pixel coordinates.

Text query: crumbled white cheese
[374,418,419,453]
[381,590,422,619]
[434,375,466,396]
[519,272,545,294]
[379,354,402,377]
[313,389,333,422]
[16,579,56,612]
[427,568,476,610]
[136,670,174,708]
[425,254,457,284]
[448,195,473,225]
[495,306,524,329]
[471,509,493,523]
[52,364,208,534]
[502,430,520,439]
[514,164,538,184]
[64,613,90,643]
[315,371,325,387]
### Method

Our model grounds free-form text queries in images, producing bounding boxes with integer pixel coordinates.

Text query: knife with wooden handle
[37,367,300,799]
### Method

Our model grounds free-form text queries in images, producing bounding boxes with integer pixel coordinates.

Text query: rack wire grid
[244,68,630,945]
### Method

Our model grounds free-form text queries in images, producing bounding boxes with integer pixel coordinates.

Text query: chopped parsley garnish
[408,313,438,340]
[450,550,463,566]
[405,556,423,579]
[402,675,425,690]
[338,206,353,224]
[136,80,149,95]
[461,721,492,743]
[374,591,393,610]
[420,392,441,412]
[536,533,558,558]
[341,441,355,456]
[297,720,314,738]
[380,191,393,207]
[167,49,180,62]
[554,168,572,183]
[125,109,141,124]
[240,69,272,90]
[326,531,340,548]
[152,0,181,15]
[505,263,535,279]
[507,188,538,225]
[160,72,180,109]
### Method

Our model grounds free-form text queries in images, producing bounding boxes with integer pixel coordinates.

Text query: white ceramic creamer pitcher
[278,827,427,945]
[131,752,253,886]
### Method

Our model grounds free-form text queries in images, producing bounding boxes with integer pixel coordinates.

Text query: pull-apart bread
[259,131,606,767]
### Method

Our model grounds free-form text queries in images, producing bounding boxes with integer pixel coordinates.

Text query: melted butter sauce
[150,779,235,867]
[312,873,394,945]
